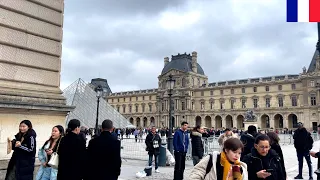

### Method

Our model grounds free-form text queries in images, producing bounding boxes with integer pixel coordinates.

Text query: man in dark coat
[293,122,313,180]
[240,125,257,161]
[86,119,121,180]
[145,126,162,173]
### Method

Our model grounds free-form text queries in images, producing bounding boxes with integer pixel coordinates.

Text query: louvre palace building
[107,49,320,131]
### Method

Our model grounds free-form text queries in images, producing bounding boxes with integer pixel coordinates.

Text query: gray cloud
[61,0,318,92]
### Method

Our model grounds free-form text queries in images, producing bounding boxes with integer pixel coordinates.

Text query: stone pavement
[0,141,320,179]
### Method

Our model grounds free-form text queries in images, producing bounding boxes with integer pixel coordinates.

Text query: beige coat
[189,151,248,180]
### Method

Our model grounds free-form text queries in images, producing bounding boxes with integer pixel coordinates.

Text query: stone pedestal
[244,121,258,130]
[0,0,73,159]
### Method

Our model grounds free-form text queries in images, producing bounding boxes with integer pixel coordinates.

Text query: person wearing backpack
[293,122,314,180]
[189,138,248,180]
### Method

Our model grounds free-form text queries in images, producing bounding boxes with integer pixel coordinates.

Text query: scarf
[220,151,243,180]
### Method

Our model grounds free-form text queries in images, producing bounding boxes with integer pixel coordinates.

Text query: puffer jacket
[189,151,248,180]
[242,148,286,180]
[191,131,204,158]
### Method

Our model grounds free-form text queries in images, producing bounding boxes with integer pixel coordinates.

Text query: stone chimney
[192,51,197,73]
[164,57,169,67]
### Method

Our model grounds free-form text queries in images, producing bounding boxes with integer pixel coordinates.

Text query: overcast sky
[61,0,318,92]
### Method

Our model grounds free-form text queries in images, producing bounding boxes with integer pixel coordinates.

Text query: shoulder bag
[48,137,62,169]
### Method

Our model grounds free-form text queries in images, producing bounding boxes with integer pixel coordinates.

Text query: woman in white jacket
[190,138,248,180]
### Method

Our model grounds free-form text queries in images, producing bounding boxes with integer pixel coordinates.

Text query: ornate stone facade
[0,0,71,159]
[108,52,320,131]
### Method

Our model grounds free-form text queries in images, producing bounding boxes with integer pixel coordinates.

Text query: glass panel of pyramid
[62,78,133,128]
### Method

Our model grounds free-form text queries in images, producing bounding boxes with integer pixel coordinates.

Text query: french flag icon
[287,0,320,22]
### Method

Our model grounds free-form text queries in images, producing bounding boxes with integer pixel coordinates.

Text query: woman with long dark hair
[57,119,86,180]
[5,120,37,180]
[267,132,287,178]
[36,125,64,180]
[190,125,204,166]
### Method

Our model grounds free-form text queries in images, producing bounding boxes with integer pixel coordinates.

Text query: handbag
[48,137,62,169]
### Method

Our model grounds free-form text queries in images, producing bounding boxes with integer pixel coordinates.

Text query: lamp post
[94,85,103,136]
[166,74,175,154]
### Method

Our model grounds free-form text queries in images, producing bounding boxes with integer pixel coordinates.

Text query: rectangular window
[192,102,194,110]
[142,96,145,100]
[129,105,132,112]
[278,85,282,91]
[136,97,138,101]
[266,98,271,107]
[210,102,214,109]
[241,99,246,108]
[135,105,138,112]
[123,106,125,113]
[149,96,152,100]
[242,88,245,93]
[117,99,119,102]
[201,102,204,110]
[265,86,269,92]
[181,101,185,110]
[123,98,125,102]
[142,105,145,112]
[201,91,204,96]
[291,96,297,106]
[149,104,152,112]
[231,99,234,109]
[220,102,224,110]
[129,97,132,101]
[162,103,165,111]
[311,96,317,106]
[231,89,234,94]
[112,99,114,103]
[253,99,258,108]
[210,90,213,96]
[220,90,223,95]
[253,87,257,92]
[278,97,283,107]
[291,84,296,90]
[117,106,120,112]
[311,80,315,87]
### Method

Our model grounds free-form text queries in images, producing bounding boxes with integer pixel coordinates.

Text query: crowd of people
[4,118,320,180]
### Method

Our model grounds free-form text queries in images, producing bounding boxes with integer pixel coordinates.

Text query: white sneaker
[155,169,160,173]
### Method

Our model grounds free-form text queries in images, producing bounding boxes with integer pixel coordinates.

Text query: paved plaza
[0,139,319,179]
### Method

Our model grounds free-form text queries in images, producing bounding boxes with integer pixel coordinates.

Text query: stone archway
[143,117,147,127]
[236,115,244,129]
[195,116,201,126]
[215,115,222,128]
[225,115,233,128]
[274,114,283,128]
[129,117,134,124]
[205,116,211,128]
[150,117,155,126]
[288,114,298,128]
[261,114,270,129]
[136,117,141,127]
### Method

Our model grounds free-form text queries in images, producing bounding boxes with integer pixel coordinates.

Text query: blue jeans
[148,154,159,170]
[297,151,313,178]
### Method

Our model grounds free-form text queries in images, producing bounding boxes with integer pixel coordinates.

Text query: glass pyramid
[62,78,133,128]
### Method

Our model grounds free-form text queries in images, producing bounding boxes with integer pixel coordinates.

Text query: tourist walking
[36,125,64,180]
[145,126,161,173]
[240,125,257,161]
[242,134,286,180]
[57,119,86,180]
[189,138,248,180]
[310,124,320,180]
[217,128,238,150]
[5,120,37,180]
[86,119,121,180]
[293,122,314,180]
[173,121,189,180]
[190,125,204,166]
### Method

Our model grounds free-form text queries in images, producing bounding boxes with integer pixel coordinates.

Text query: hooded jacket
[190,131,204,158]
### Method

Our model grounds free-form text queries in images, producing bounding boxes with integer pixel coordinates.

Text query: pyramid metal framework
[62,78,133,128]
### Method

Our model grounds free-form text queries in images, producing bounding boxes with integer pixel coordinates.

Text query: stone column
[222,116,227,128]
[0,0,72,159]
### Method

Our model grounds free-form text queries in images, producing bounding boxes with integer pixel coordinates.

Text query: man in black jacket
[86,119,121,180]
[240,125,257,161]
[145,126,162,173]
[293,122,314,180]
